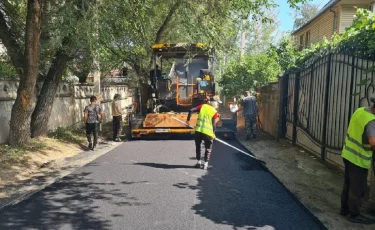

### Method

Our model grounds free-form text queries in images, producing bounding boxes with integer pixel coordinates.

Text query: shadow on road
[173,140,325,230]
[134,162,195,169]
[0,172,149,230]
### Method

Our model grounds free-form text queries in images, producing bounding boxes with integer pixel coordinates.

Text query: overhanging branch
[0,10,24,76]
[154,0,182,44]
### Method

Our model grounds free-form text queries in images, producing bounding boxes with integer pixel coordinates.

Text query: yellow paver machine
[130,43,235,139]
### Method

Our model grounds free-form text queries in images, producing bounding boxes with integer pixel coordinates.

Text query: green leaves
[219,52,280,97]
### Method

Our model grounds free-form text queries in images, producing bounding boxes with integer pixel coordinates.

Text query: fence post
[321,54,332,161]
[292,72,300,145]
[348,55,356,124]
[277,74,289,141]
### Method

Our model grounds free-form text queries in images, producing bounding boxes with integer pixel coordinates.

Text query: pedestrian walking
[112,94,124,142]
[83,96,104,151]
[340,98,375,225]
[233,91,258,140]
[186,97,221,170]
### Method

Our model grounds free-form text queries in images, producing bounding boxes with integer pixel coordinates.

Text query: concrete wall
[0,80,136,144]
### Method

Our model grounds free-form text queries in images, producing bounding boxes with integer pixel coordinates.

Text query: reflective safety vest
[195,104,217,138]
[342,107,375,169]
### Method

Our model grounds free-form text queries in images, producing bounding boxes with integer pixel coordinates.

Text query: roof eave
[292,0,340,35]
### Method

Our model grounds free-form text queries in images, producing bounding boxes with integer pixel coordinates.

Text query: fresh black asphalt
[0,139,326,230]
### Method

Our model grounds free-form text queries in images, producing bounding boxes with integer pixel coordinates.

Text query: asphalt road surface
[0,139,326,230]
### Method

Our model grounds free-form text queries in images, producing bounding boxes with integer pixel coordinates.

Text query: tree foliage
[220,52,281,97]
[293,3,319,30]
[0,0,308,145]
[94,0,281,81]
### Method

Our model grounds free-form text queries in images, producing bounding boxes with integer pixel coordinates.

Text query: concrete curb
[0,141,123,213]
[234,137,329,230]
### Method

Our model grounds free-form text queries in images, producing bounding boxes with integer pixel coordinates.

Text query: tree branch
[154,0,182,44]
[0,10,25,76]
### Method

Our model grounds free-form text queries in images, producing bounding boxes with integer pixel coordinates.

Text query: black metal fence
[280,53,375,166]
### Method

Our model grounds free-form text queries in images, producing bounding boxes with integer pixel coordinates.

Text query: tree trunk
[8,0,43,146]
[31,51,70,137]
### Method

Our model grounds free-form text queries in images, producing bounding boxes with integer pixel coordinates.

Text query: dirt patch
[0,136,86,200]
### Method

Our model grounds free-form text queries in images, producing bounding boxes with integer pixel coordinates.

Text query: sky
[277,0,331,32]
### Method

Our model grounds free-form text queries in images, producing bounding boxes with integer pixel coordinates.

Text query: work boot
[92,142,97,151]
[203,162,209,170]
[347,214,375,225]
[88,142,93,151]
[339,209,349,216]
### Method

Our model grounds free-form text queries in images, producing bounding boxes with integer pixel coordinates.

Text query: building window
[369,4,374,12]
[305,31,311,47]
[300,34,304,48]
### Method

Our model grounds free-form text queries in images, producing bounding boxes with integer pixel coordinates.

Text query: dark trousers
[195,131,214,162]
[244,114,256,137]
[113,116,122,140]
[86,123,98,145]
[341,158,368,216]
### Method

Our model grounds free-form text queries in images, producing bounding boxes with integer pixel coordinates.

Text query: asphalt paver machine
[130,43,235,139]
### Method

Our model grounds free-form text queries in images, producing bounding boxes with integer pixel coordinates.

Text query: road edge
[0,141,123,213]
[234,137,329,230]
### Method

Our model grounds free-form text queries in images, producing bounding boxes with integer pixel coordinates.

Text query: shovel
[172,117,266,164]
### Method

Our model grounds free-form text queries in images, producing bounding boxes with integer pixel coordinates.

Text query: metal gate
[279,52,375,165]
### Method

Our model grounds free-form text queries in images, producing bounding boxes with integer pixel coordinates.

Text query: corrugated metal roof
[292,0,340,34]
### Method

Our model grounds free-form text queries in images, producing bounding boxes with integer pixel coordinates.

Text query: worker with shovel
[186,97,221,170]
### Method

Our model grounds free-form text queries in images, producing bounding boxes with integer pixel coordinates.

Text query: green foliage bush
[220,53,281,97]
[48,127,85,144]
[0,59,18,79]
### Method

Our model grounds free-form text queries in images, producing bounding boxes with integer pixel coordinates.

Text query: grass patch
[48,127,86,144]
[0,140,46,169]
[0,127,86,169]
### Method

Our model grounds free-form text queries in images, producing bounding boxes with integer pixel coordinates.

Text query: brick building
[293,0,375,48]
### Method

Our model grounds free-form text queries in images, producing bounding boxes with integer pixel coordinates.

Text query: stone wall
[0,80,136,144]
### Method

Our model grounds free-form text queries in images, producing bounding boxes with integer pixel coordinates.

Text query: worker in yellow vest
[186,97,221,169]
[340,101,375,225]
